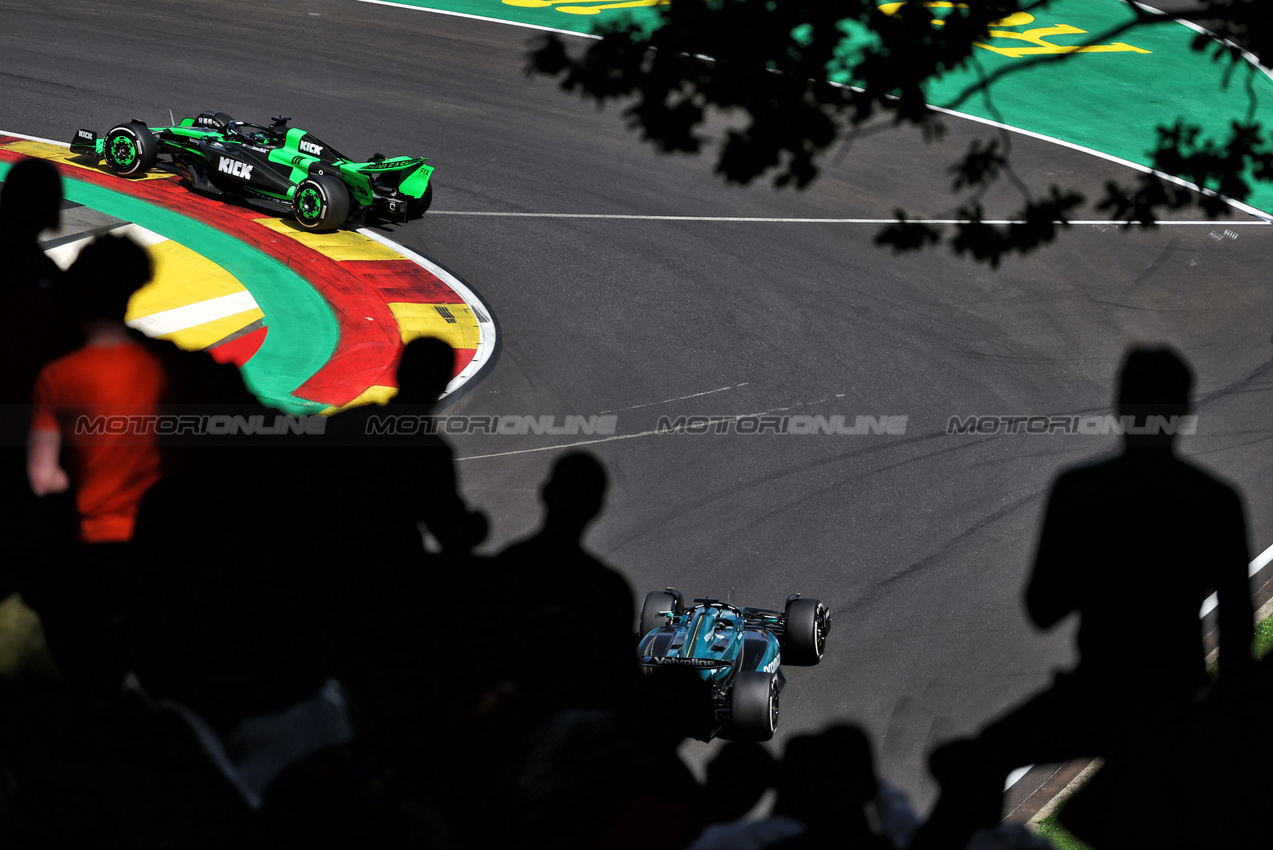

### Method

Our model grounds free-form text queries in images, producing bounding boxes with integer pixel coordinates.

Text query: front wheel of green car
[103,123,157,177]
[292,174,350,232]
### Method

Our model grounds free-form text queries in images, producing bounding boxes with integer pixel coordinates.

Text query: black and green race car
[70,111,433,231]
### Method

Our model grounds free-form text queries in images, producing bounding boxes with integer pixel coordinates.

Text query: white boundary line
[353,0,595,38]
[1130,2,1273,84]
[1,127,496,399]
[1200,540,1273,618]
[0,130,67,146]
[923,101,1273,223]
[430,212,1270,225]
[356,227,498,397]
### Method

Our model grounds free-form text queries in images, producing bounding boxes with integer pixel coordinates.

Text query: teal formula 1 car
[70,111,433,231]
[637,589,830,741]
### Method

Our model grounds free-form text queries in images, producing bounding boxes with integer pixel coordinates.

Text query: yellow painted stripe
[156,309,266,351]
[252,217,404,261]
[4,139,175,181]
[121,231,262,354]
[387,302,481,350]
[127,239,251,318]
[334,385,399,414]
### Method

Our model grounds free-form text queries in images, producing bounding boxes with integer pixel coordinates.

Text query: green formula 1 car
[70,111,433,231]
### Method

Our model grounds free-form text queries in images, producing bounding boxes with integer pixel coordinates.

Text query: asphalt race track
[4,0,1273,811]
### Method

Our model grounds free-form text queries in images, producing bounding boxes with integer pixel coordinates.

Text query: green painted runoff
[373,0,1273,215]
[838,0,1273,215]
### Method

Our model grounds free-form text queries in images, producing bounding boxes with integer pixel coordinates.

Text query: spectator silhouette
[0,156,64,295]
[427,452,652,848]
[383,334,488,553]
[0,158,78,606]
[687,725,895,850]
[494,450,639,714]
[25,234,166,706]
[298,337,487,783]
[315,335,487,570]
[771,726,896,849]
[910,345,1255,850]
[682,741,779,848]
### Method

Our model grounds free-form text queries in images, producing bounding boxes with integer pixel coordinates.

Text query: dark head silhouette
[67,233,153,321]
[0,157,62,236]
[1116,345,1192,447]
[541,451,608,537]
[775,724,884,842]
[391,336,454,407]
[702,741,776,823]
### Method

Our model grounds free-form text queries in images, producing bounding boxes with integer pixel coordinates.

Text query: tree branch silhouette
[526,0,1271,265]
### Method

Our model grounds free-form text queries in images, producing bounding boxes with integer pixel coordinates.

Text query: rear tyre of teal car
[729,671,778,742]
[782,597,828,666]
[292,173,350,231]
[640,590,682,637]
[103,123,157,177]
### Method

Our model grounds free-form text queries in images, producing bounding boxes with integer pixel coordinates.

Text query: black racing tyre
[408,182,433,218]
[292,173,350,231]
[728,671,778,742]
[639,590,680,638]
[103,123,157,177]
[782,597,829,666]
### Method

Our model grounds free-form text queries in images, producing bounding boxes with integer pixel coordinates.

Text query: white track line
[44,222,168,269]
[1200,540,1273,618]
[1,130,68,146]
[126,291,259,337]
[431,212,1270,225]
[354,0,593,37]
[599,382,751,414]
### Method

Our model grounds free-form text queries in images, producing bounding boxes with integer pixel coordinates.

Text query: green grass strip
[1036,813,1094,850]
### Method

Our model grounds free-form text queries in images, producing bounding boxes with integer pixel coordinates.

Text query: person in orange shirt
[28,235,165,540]
[26,234,165,703]
[29,340,166,542]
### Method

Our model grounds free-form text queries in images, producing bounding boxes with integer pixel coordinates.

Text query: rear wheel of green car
[292,173,350,231]
[408,182,433,218]
[103,123,158,177]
